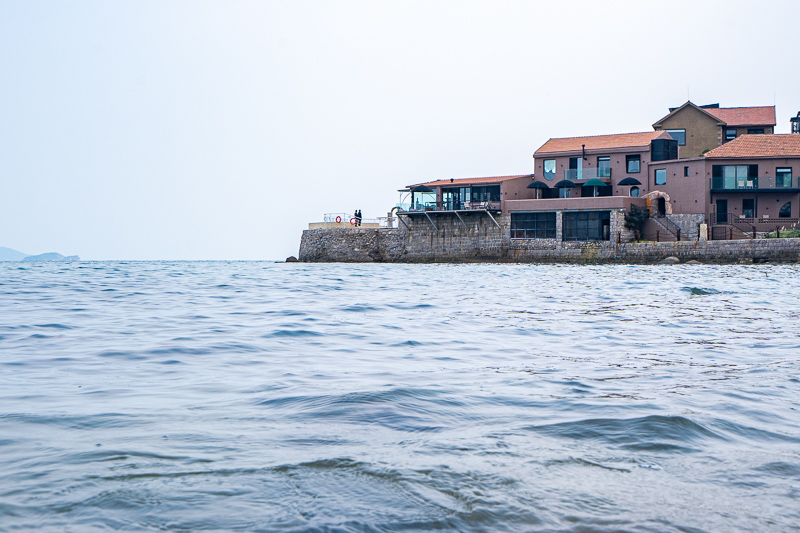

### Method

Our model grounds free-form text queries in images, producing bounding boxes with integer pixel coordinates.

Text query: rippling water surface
[1,261,799,532]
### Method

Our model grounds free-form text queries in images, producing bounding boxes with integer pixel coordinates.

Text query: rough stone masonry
[298,214,800,264]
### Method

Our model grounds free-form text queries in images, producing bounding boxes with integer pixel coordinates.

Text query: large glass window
[666,129,686,145]
[597,156,611,177]
[470,185,500,203]
[543,159,556,181]
[725,128,737,141]
[655,169,666,185]
[712,165,758,189]
[780,202,792,218]
[562,211,611,242]
[411,191,436,210]
[777,167,793,188]
[626,155,640,173]
[651,139,678,161]
[510,212,557,239]
[559,188,571,198]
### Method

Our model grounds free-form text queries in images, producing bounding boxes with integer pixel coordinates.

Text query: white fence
[309,213,398,230]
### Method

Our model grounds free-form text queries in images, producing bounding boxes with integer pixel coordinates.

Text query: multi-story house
[652,102,776,158]
[396,103,798,243]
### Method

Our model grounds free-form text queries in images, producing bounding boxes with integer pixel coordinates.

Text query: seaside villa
[397,102,800,243]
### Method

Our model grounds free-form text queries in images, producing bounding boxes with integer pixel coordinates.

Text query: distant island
[0,247,79,262]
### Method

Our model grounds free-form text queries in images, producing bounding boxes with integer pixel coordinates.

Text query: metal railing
[315,213,398,229]
[396,201,501,212]
[647,205,682,241]
[711,175,798,190]
[564,167,612,181]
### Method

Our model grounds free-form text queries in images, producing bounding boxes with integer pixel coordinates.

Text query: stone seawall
[299,215,800,264]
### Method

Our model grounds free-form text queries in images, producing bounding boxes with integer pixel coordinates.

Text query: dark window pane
[780,202,792,218]
[510,212,557,239]
[666,129,686,145]
[626,155,640,173]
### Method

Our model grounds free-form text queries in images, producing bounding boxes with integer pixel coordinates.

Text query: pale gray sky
[2,0,798,260]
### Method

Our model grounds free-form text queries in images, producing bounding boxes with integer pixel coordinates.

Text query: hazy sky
[2,0,799,260]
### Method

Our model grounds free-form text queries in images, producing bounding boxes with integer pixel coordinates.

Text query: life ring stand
[335,216,342,224]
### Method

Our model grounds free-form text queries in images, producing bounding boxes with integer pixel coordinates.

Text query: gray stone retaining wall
[299,214,800,263]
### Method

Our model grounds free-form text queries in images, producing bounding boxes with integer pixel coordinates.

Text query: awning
[527,181,550,189]
[618,177,642,186]
[410,185,434,193]
[582,178,608,187]
[554,179,577,188]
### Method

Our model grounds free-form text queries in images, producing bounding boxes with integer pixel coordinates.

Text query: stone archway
[644,190,673,215]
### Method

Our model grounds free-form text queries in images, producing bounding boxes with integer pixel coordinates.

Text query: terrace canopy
[527,180,549,199]
[582,178,608,197]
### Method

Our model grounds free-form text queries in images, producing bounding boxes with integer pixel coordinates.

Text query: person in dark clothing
[355,209,362,226]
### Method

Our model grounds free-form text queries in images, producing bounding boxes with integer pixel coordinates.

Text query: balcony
[711,175,800,192]
[564,167,612,181]
[396,200,501,213]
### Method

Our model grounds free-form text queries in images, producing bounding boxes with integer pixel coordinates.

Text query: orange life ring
[350,217,357,225]
[335,216,342,223]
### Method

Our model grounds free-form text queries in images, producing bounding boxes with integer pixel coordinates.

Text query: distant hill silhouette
[0,248,79,262]
[22,253,80,262]
[0,247,28,261]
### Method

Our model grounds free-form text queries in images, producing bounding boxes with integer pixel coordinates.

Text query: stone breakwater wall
[299,215,800,264]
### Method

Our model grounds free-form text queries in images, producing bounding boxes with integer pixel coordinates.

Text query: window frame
[510,212,557,239]
[666,129,686,146]
[725,128,737,141]
[776,167,793,188]
[543,159,557,181]
[626,155,640,174]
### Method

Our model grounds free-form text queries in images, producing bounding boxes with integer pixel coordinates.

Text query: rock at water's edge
[659,256,681,265]
[285,256,298,263]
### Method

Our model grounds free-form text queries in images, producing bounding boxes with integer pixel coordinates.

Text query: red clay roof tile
[409,174,531,188]
[704,106,776,127]
[534,131,671,155]
[704,134,800,158]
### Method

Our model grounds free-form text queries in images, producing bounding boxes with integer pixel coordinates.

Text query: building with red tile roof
[704,106,776,128]
[393,101,800,243]
[653,101,776,158]
[704,134,800,158]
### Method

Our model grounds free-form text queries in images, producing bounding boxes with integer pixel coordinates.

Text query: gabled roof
[652,101,726,128]
[653,101,776,128]
[704,106,776,127]
[408,174,532,189]
[534,131,671,156]
[704,134,800,158]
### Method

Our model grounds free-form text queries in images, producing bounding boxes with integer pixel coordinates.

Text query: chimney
[792,112,800,134]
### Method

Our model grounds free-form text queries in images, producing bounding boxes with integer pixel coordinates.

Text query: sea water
[1,261,799,532]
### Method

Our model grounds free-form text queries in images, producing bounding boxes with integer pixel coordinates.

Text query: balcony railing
[397,201,501,212]
[711,175,799,190]
[564,167,612,180]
